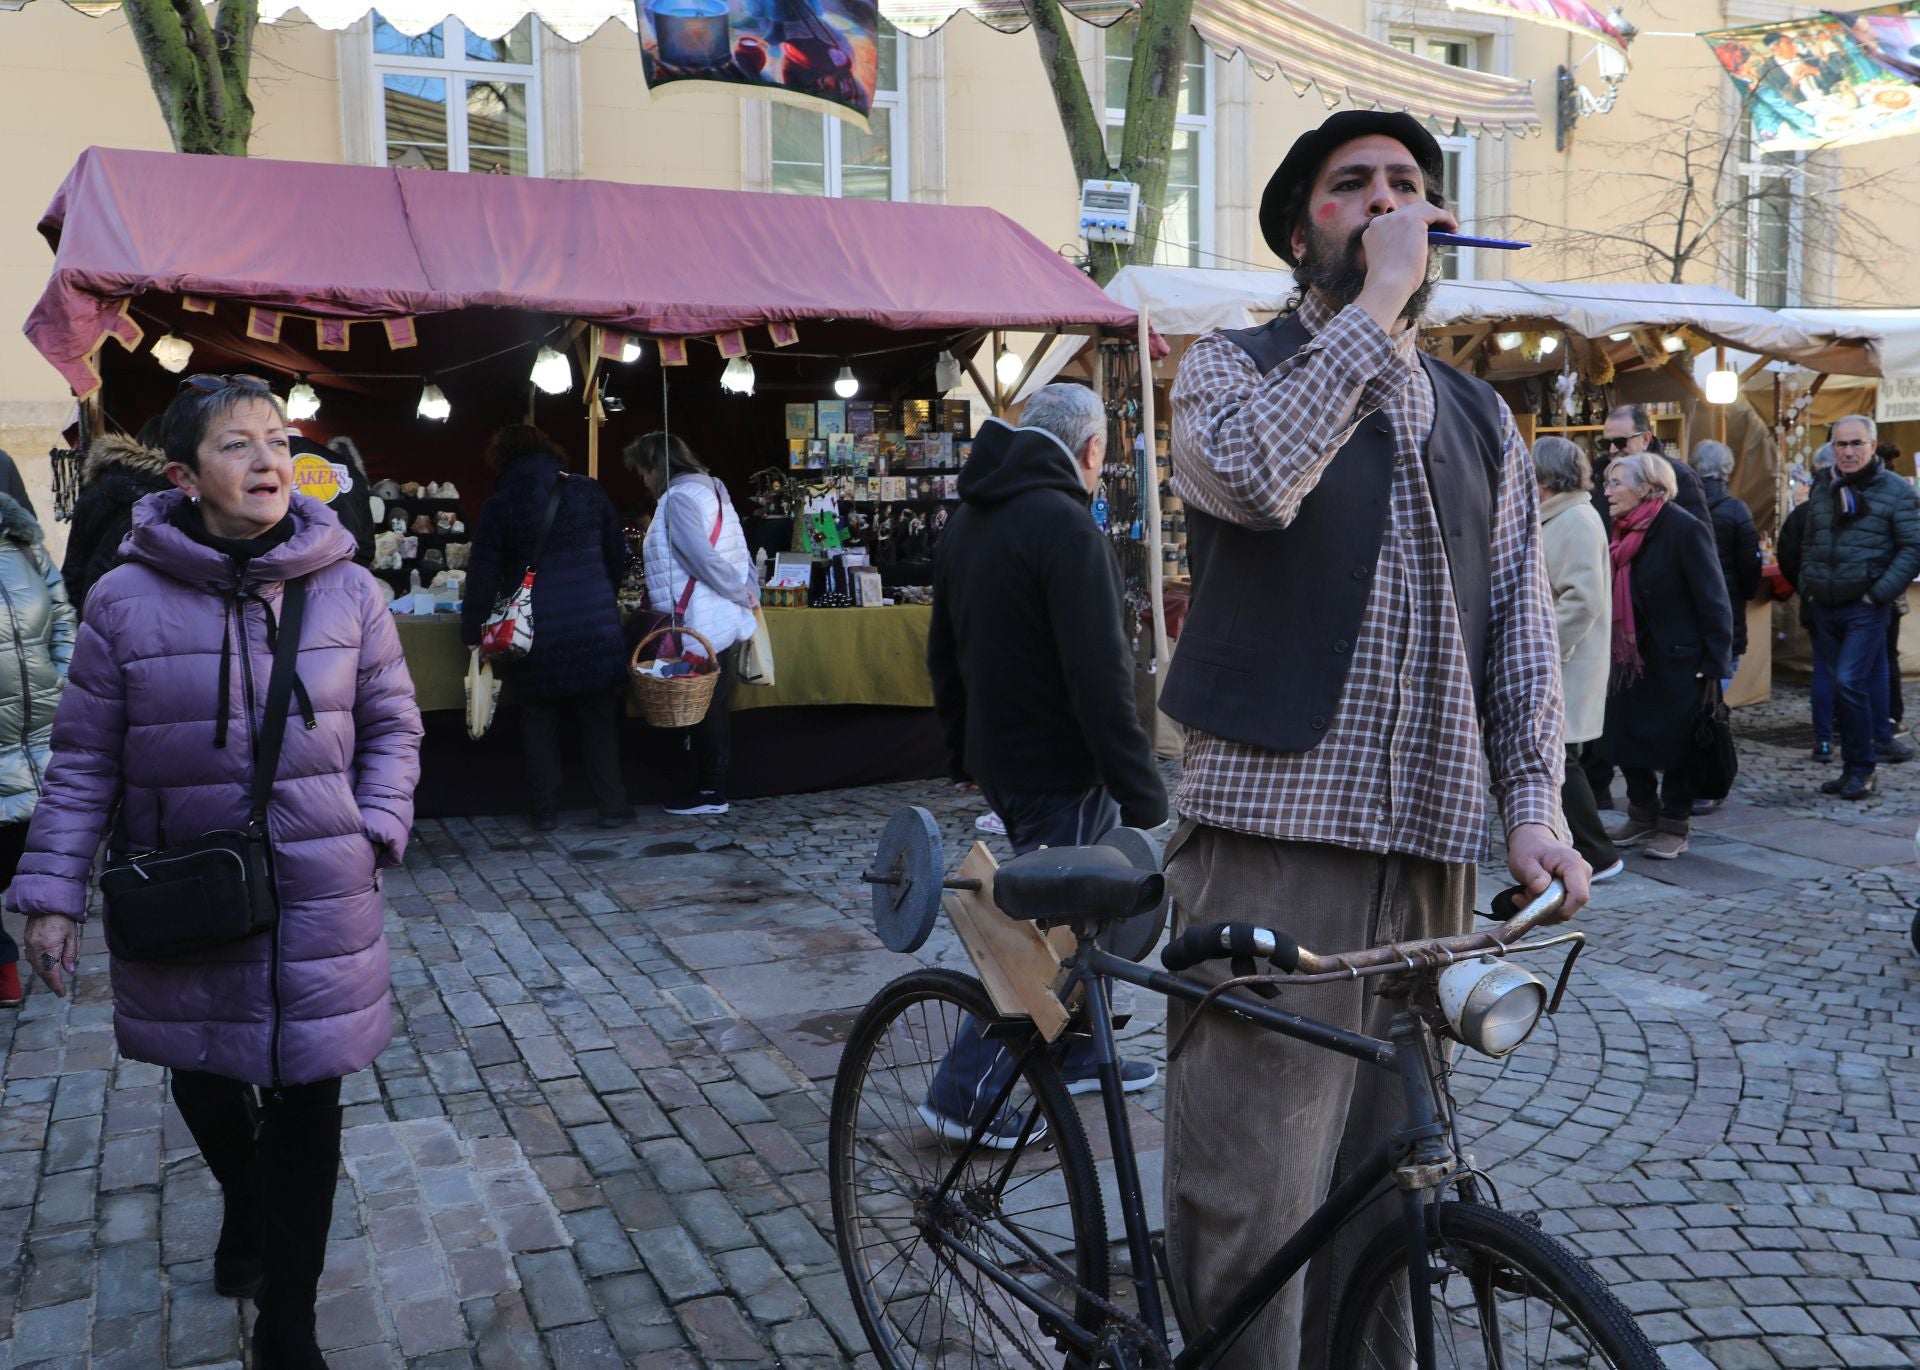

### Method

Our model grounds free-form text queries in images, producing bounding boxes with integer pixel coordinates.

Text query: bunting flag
[246,308,285,344]
[714,329,748,358]
[598,327,633,361]
[768,321,800,347]
[180,296,217,315]
[316,317,354,351]
[383,317,419,350]
[659,338,690,366]
[1705,6,1920,151]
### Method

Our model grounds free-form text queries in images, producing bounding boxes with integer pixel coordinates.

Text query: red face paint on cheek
[1316,202,1338,222]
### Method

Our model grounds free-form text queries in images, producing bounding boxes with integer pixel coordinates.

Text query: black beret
[1259,111,1446,266]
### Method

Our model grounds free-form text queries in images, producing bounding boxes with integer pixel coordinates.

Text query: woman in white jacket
[1534,436,1621,882]
[626,433,758,815]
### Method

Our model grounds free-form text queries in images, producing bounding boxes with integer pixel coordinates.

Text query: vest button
[1311,715,1327,730]
[1352,567,1370,580]
[1333,640,1349,654]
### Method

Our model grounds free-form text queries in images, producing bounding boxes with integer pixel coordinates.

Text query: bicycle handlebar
[1157,880,1569,980]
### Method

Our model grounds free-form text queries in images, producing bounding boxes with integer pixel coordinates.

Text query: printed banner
[1879,374,1920,424]
[1446,0,1630,56]
[1705,5,1920,151]
[1831,4,1920,83]
[637,0,879,122]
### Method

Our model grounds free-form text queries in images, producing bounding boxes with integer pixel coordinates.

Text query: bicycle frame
[922,939,1460,1369]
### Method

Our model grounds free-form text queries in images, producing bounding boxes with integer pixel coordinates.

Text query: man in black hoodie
[920,382,1167,1144]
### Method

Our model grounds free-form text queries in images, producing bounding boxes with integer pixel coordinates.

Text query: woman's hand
[23,915,79,998]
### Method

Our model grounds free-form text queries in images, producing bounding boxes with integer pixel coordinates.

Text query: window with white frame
[1390,32,1477,280]
[1734,125,1804,307]
[372,14,542,175]
[1105,22,1212,268]
[770,22,907,200]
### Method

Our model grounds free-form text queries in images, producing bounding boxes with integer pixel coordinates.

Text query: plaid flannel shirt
[1168,293,1565,864]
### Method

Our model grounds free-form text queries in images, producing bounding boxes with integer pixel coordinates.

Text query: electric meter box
[1079,179,1140,245]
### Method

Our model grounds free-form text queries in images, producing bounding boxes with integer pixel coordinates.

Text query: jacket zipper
[235,592,284,1090]
[0,578,41,793]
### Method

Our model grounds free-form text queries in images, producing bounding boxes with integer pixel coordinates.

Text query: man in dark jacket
[1778,443,1836,758]
[922,382,1167,1144]
[1797,415,1920,798]
[1593,405,1713,529]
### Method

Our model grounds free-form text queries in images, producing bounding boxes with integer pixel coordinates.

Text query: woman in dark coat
[462,425,631,831]
[60,431,172,617]
[1601,452,1733,860]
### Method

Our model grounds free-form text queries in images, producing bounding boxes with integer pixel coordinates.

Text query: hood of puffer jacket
[0,493,43,547]
[123,488,359,593]
[957,418,1092,508]
[81,433,168,487]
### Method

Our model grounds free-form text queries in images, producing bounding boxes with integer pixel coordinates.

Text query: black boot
[250,1079,344,1370]
[170,1071,264,1300]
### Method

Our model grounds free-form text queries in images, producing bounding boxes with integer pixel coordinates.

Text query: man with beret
[1157,110,1588,1367]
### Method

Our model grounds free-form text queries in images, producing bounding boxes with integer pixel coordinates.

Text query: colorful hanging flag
[637,0,880,124]
[1705,5,1920,151]
[1446,0,1631,57]
[1828,4,1920,84]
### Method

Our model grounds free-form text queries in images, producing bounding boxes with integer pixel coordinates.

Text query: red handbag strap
[673,479,726,617]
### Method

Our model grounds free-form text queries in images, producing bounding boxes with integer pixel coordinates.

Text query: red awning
[27,147,1140,396]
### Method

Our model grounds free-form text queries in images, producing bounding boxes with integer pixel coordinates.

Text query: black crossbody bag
[101,579,308,963]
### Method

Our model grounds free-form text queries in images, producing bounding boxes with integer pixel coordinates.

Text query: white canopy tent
[1784,309,1920,381]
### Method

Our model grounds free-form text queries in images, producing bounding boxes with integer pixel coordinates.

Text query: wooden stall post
[1138,307,1168,668]
[1716,346,1728,445]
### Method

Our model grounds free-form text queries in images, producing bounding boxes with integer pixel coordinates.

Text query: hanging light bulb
[1704,369,1740,405]
[1537,334,1560,356]
[286,375,320,421]
[1661,334,1687,354]
[1607,331,1632,342]
[620,337,643,364]
[834,364,859,399]
[720,355,756,396]
[152,333,194,373]
[417,381,451,422]
[530,345,572,395]
[994,345,1023,388]
[935,350,963,393]
[1494,332,1524,352]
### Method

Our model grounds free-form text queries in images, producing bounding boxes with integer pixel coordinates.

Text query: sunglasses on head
[178,373,274,396]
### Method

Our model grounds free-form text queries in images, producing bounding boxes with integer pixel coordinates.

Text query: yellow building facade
[3,0,1916,522]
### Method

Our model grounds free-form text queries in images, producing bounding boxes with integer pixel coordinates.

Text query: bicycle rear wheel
[1331,1200,1659,1369]
[829,969,1111,1368]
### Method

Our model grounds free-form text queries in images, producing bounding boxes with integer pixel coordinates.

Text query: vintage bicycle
[828,811,1660,1368]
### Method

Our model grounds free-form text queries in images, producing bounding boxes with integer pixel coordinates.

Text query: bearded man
[1158,111,1588,1368]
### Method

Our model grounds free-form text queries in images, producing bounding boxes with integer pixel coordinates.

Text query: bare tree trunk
[122,0,259,156]
[1024,0,1192,283]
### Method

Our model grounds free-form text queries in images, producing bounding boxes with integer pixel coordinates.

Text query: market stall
[1022,266,1884,712]
[25,147,1139,813]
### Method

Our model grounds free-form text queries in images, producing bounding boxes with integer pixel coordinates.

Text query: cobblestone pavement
[2,681,1918,1367]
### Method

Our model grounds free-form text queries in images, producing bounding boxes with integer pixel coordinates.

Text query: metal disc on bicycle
[870,806,943,953]
[1096,826,1170,963]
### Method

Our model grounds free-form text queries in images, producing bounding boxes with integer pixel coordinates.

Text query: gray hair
[1813,443,1835,472]
[1531,436,1590,494]
[1831,413,1878,442]
[1608,452,1677,503]
[1019,384,1106,458]
[1690,440,1735,482]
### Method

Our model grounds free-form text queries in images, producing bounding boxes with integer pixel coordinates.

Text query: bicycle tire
[1331,1199,1660,1370]
[829,968,1111,1368]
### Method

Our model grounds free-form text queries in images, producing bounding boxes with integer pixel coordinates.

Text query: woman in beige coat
[1534,437,1621,881]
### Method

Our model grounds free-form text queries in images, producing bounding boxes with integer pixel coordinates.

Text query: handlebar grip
[1160,922,1301,975]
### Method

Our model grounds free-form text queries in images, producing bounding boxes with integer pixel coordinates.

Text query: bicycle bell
[1436,955,1546,1058]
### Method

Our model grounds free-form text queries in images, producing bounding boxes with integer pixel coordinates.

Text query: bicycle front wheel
[829,968,1111,1368]
[1332,1200,1659,1369]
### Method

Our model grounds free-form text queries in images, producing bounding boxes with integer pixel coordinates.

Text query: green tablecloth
[393,607,933,714]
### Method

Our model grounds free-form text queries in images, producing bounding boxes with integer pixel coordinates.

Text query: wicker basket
[629,625,721,728]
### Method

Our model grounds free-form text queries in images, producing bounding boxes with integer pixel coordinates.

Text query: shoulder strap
[252,578,307,828]
[528,476,565,576]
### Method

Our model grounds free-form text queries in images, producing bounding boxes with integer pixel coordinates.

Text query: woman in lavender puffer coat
[10,375,421,1369]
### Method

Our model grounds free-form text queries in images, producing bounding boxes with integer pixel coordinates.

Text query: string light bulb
[531,345,572,395]
[152,333,194,373]
[620,337,643,364]
[417,382,451,422]
[1661,334,1687,354]
[1704,370,1740,405]
[286,375,320,421]
[834,364,859,399]
[1537,334,1560,356]
[994,345,1023,387]
[720,355,756,396]
[1495,332,1524,352]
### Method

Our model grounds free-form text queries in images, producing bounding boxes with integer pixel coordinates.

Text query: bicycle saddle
[993,846,1166,928]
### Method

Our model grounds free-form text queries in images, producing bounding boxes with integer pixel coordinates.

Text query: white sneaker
[974,812,1006,836]
[1590,859,1625,883]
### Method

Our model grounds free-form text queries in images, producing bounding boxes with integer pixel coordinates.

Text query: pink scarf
[1609,498,1664,689]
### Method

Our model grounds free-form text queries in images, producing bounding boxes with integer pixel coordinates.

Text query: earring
[190,494,201,505]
